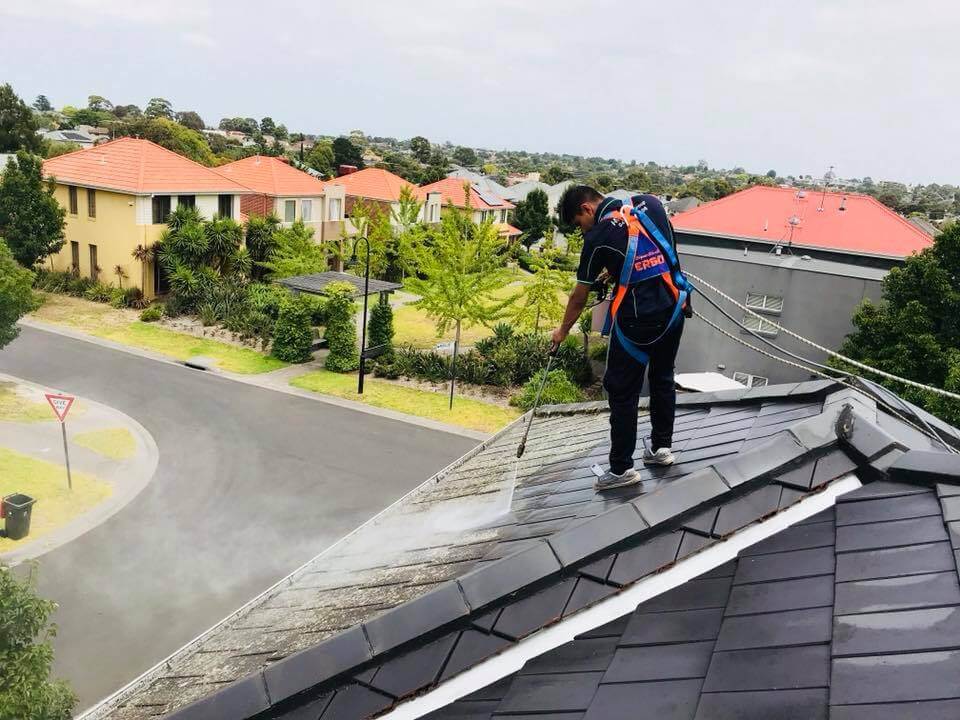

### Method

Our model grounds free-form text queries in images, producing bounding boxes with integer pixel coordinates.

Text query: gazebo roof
[276,271,401,297]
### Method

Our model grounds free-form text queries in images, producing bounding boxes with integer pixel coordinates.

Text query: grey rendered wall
[675,254,884,384]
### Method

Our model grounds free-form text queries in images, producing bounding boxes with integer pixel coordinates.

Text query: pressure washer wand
[516,343,560,458]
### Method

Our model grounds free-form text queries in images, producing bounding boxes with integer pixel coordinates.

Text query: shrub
[590,341,609,361]
[124,286,148,309]
[108,288,126,308]
[197,302,217,326]
[510,369,584,410]
[368,294,394,360]
[66,274,94,297]
[324,283,359,372]
[140,305,163,322]
[82,282,112,303]
[271,297,314,363]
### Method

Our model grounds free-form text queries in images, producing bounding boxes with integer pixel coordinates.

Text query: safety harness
[599,199,694,364]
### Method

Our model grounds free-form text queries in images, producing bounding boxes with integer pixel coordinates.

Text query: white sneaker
[643,446,675,466]
[591,465,642,491]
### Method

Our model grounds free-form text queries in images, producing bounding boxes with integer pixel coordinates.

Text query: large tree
[836,222,960,424]
[452,146,478,167]
[409,135,431,163]
[33,95,52,112]
[513,188,551,248]
[0,239,37,348]
[259,117,277,135]
[332,136,364,169]
[511,264,571,332]
[0,565,76,719]
[407,201,510,407]
[86,95,113,112]
[0,153,66,267]
[113,118,216,165]
[144,97,174,120]
[0,84,42,154]
[304,141,335,176]
[175,110,205,131]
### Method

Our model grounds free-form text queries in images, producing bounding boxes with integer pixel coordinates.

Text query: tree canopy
[33,95,52,112]
[513,188,552,248]
[836,222,960,424]
[113,118,216,165]
[410,136,431,163]
[0,239,37,349]
[332,136,364,169]
[0,84,42,154]
[0,153,66,267]
[175,110,205,131]
[144,97,174,120]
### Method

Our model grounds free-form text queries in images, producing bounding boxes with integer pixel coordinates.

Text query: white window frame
[745,292,784,315]
[328,198,342,221]
[284,199,296,223]
[733,371,769,388]
[742,313,780,337]
[301,199,312,222]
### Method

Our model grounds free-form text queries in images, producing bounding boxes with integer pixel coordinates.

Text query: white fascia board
[382,474,860,720]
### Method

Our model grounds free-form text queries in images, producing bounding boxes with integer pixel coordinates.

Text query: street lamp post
[349,235,371,394]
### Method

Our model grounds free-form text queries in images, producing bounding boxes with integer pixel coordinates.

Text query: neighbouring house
[607,187,642,202]
[40,129,103,148]
[322,167,441,226]
[907,215,941,237]
[77,378,960,720]
[447,165,511,197]
[42,137,250,298]
[501,179,573,218]
[419,177,521,241]
[666,195,701,215]
[214,155,346,243]
[671,186,933,385]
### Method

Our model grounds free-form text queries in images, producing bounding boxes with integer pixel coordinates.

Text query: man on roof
[553,186,692,491]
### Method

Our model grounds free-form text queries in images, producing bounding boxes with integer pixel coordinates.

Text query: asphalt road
[0,327,476,710]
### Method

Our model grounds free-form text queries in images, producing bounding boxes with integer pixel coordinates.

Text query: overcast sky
[1,0,956,185]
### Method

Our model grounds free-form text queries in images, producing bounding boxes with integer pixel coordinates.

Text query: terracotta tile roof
[419,177,514,210]
[323,167,416,203]
[42,137,250,195]
[214,156,327,197]
[498,223,522,236]
[671,185,932,259]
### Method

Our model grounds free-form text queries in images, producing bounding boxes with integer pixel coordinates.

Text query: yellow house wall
[51,184,166,298]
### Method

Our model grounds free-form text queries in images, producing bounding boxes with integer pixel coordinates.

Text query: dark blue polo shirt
[575,193,677,319]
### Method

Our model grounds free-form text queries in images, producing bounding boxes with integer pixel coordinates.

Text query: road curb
[17,319,489,442]
[0,373,160,567]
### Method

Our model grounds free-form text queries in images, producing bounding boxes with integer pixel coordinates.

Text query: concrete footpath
[0,373,159,565]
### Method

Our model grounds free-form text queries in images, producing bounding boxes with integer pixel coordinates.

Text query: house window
[154,258,170,295]
[733,372,769,388]
[152,196,171,224]
[89,245,98,281]
[217,195,233,218]
[87,188,96,218]
[745,292,784,314]
[301,199,312,222]
[328,198,342,221]
[742,313,779,337]
[177,195,196,209]
[284,199,296,223]
[70,241,79,271]
[500,209,507,223]
[429,204,438,222]
[68,186,78,214]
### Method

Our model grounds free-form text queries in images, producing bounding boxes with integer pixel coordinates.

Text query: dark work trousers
[602,314,684,474]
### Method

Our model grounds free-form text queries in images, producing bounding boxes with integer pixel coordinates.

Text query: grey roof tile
[492,578,577,640]
[835,491,941,526]
[712,432,808,488]
[836,480,930,502]
[363,582,469,655]
[942,495,960,522]
[830,650,960,704]
[439,630,511,682]
[496,672,604,713]
[632,467,728,526]
[694,689,828,720]
[836,406,906,462]
[165,672,270,720]
[715,607,832,651]
[830,699,960,720]
[423,700,498,719]
[833,606,960,656]
[741,520,835,556]
[457,541,561,611]
[319,684,393,719]
[939,483,960,498]
[368,634,457,699]
[773,458,816,489]
[712,484,782,536]
[607,531,683,587]
[810,449,859,488]
[601,641,714,683]
[834,571,960,614]
[702,645,830,691]
[835,542,958,582]
[637,576,733,613]
[575,615,629,640]
[577,555,615,584]
[889,449,960,485]
[835,515,949,553]
[563,577,618,616]
[680,507,719,535]
[948,522,960,550]
[274,692,334,720]
[520,636,618,675]
[581,680,703,720]
[547,504,648,567]
[733,546,835,585]
[677,530,717,557]
[725,575,834,616]
[620,607,724,646]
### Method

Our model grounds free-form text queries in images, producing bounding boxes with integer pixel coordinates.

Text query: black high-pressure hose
[516,343,561,458]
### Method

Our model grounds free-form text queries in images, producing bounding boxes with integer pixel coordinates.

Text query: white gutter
[382,474,860,720]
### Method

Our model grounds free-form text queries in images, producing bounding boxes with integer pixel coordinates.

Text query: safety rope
[686,271,960,403]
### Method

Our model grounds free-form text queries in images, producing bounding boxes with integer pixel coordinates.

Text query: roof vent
[839,196,847,212]
[797,190,807,199]
[801,254,812,261]
[775,246,783,256]
[787,215,801,226]
[763,218,768,232]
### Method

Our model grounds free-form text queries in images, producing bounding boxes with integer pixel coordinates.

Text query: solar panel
[473,184,504,207]
[62,132,88,141]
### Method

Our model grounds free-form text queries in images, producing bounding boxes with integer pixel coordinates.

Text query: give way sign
[45,393,75,423]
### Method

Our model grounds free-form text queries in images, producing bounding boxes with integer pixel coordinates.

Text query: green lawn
[0,447,111,553]
[73,427,136,460]
[0,383,55,423]
[291,370,520,434]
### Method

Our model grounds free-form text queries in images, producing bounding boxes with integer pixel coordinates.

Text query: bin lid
[3,493,36,508]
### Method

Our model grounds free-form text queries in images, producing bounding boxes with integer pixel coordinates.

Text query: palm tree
[114,264,128,289]
[131,244,154,296]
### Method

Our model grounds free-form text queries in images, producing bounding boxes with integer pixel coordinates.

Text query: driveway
[0,327,476,709]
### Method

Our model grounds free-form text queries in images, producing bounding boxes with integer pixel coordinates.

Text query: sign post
[45,393,75,490]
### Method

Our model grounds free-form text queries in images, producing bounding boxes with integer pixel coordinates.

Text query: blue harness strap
[600,201,694,365]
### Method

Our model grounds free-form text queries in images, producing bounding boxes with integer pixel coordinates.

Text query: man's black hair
[558,185,604,227]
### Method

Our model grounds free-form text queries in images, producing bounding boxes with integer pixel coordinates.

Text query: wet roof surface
[85,380,960,719]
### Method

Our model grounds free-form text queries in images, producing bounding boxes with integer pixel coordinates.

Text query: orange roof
[323,167,415,203]
[42,137,250,195]
[497,223,522,236]
[419,177,514,210]
[214,156,327,197]
[671,186,932,259]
